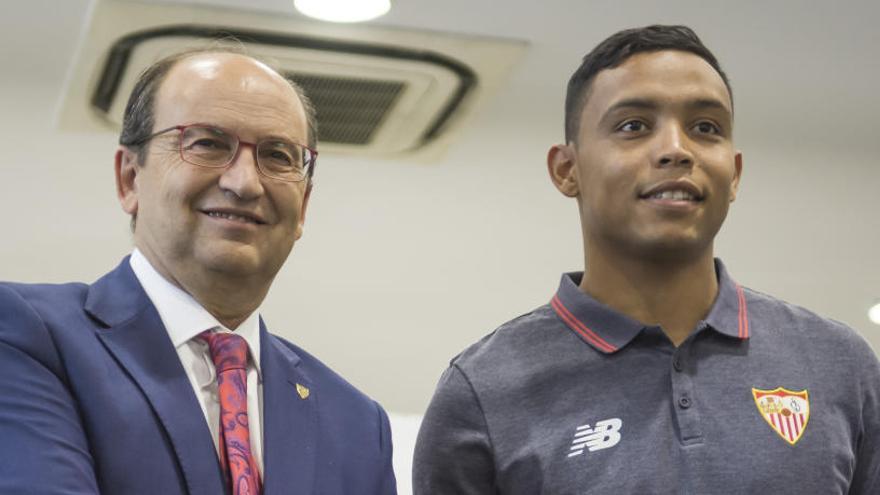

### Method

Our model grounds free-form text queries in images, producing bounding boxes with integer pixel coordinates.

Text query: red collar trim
[551,294,618,353]
[736,283,750,339]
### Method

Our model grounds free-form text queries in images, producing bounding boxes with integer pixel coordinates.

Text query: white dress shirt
[129,249,264,475]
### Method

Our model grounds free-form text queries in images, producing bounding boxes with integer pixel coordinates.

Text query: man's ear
[115,147,140,215]
[294,182,312,241]
[730,151,743,202]
[547,143,580,197]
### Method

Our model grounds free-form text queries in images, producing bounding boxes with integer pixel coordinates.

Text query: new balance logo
[567,418,623,457]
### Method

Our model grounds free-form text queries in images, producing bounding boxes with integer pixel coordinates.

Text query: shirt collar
[550,258,750,354]
[703,259,751,340]
[129,249,262,376]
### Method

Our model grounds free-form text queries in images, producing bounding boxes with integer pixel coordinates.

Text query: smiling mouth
[642,189,704,202]
[203,211,265,225]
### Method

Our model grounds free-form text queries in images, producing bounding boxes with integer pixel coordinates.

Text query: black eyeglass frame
[125,123,318,183]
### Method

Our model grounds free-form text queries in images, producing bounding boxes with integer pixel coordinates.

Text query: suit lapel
[86,258,226,495]
[260,324,317,495]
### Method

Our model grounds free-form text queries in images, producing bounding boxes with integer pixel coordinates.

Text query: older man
[0,50,396,494]
[414,25,880,494]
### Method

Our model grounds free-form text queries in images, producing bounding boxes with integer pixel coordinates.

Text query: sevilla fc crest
[752,387,810,445]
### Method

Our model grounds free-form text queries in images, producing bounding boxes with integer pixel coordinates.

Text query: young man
[414,25,880,494]
[0,50,396,494]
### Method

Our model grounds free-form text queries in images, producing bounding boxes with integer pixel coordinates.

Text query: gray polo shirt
[413,261,880,494]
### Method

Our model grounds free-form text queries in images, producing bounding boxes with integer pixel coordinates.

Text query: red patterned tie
[200,331,262,495]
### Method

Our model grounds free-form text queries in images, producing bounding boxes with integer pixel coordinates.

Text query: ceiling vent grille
[58,0,527,159]
[283,74,405,145]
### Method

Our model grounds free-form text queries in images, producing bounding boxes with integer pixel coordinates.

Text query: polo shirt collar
[704,259,751,340]
[129,249,262,377]
[550,258,750,354]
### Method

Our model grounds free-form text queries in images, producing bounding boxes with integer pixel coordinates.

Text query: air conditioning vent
[58,0,527,159]
[290,74,405,145]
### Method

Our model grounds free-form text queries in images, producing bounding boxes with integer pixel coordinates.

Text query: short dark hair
[118,46,318,161]
[564,25,731,143]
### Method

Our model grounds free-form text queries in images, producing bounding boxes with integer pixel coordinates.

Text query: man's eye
[693,121,721,135]
[189,138,229,149]
[258,143,300,171]
[618,120,647,133]
[267,150,294,165]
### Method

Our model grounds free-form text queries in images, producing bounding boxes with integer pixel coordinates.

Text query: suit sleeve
[413,364,496,494]
[849,342,880,494]
[375,401,398,495]
[0,286,100,494]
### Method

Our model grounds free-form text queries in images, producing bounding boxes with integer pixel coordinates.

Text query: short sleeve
[849,342,880,494]
[413,364,496,494]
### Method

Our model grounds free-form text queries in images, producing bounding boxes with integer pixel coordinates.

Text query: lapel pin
[296,383,310,400]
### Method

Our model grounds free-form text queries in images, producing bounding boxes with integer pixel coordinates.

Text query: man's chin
[632,234,713,263]
[204,241,293,276]
[197,245,266,276]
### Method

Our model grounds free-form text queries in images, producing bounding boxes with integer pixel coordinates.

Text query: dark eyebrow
[601,98,659,120]
[686,98,732,117]
[600,96,732,124]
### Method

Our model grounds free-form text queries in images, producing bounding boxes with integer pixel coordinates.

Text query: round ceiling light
[870,302,880,326]
[294,0,391,23]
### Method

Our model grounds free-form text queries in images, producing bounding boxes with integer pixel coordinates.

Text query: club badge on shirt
[752,387,810,445]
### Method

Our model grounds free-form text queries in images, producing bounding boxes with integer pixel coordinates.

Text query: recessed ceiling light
[294,0,391,23]
[870,302,880,326]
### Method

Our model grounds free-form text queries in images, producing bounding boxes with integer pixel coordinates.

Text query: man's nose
[218,142,265,200]
[653,123,694,169]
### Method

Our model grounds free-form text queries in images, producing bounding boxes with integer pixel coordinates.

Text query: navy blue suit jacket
[0,258,396,494]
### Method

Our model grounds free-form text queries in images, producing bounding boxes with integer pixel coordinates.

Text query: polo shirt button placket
[670,345,703,445]
[673,356,683,372]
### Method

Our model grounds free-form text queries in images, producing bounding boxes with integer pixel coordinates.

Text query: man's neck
[580,246,718,347]
[185,272,267,330]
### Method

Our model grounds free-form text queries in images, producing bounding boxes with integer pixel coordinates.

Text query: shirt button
[673,357,683,372]
[679,396,692,409]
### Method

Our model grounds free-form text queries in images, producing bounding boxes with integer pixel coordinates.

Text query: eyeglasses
[127,124,317,182]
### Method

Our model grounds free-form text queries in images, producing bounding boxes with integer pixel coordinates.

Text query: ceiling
[1,0,878,415]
